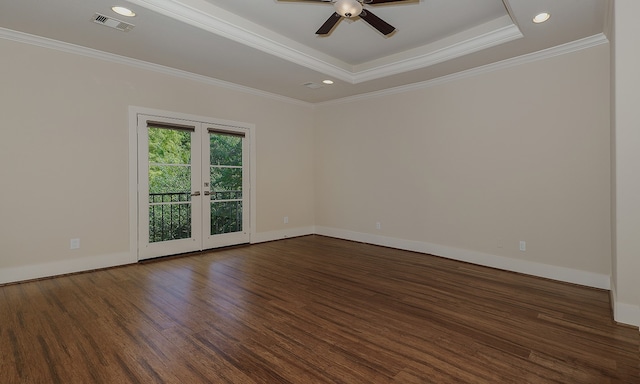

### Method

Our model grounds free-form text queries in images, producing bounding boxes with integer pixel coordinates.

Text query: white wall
[314,44,612,288]
[610,0,640,327]
[0,38,315,282]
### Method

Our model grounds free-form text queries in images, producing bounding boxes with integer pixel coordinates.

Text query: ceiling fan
[282,0,411,36]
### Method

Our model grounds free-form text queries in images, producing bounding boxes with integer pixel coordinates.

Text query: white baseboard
[610,280,640,327]
[0,251,136,285]
[251,226,316,244]
[315,226,611,290]
[4,227,627,324]
[0,226,318,285]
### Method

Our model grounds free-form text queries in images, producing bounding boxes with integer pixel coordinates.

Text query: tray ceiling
[0,0,607,103]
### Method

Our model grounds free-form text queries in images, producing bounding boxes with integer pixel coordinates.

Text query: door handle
[191,191,201,196]
[204,191,211,196]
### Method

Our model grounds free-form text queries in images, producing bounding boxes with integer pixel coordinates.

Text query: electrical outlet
[376,222,381,230]
[70,238,80,249]
[519,241,526,251]
[284,216,288,224]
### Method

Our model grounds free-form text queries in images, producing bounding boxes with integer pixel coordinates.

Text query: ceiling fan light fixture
[334,0,363,18]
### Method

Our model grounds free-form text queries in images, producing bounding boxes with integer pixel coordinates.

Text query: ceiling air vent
[303,82,323,89]
[91,13,135,32]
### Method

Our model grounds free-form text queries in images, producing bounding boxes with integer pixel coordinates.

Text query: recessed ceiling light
[322,80,334,85]
[533,12,550,24]
[112,6,135,17]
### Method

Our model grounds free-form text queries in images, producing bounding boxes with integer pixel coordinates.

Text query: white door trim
[128,106,256,261]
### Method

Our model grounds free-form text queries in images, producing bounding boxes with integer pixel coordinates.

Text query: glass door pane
[148,127,192,242]
[209,133,243,235]
[202,127,249,250]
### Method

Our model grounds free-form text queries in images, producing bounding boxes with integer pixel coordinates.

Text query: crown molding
[128,0,522,84]
[317,33,609,106]
[0,27,313,108]
[352,16,523,83]
[0,26,608,106]
[128,0,354,83]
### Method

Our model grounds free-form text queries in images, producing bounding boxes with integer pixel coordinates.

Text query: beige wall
[1,27,635,325]
[0,38,315,273]
[610,0,640,326]
[314,44,611,278]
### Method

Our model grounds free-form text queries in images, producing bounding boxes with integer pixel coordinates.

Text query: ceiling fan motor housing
[312,0,401,36]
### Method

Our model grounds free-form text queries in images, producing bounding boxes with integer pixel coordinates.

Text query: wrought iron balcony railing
[148,191,242,243]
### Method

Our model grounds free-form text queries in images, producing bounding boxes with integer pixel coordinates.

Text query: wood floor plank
[0,235,638,383]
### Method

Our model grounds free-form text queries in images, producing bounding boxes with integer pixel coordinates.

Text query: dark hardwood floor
[1,235,638,383]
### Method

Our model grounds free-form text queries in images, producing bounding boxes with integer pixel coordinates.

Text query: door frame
[128,106,256,261]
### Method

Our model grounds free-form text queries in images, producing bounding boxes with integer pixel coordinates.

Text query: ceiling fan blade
[366,0,410,3]
[359,10,395,35]
[316,12,342,35]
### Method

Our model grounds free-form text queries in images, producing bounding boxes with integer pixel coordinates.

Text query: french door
[137,114,249,260]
